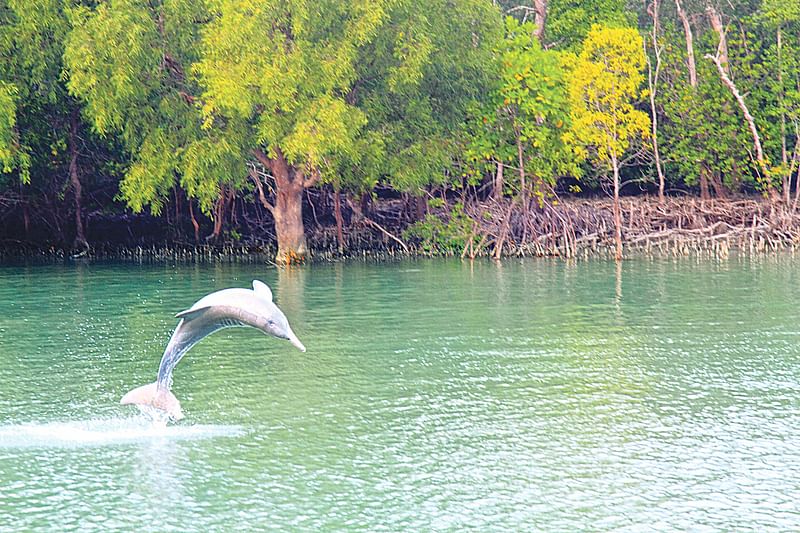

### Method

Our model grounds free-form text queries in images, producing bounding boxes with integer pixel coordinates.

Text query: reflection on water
[1,257,800,530]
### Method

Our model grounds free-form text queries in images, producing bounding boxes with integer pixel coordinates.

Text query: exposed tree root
[453,196,800,259]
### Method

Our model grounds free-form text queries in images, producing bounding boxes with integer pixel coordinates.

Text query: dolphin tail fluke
[120,382,184,421]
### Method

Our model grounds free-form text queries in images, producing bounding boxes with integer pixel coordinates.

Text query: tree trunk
[793,148,800,211]
[515,128,527,203]
[415,193,427,220]
[699,168,711,200]
[532,0,547,43]
[252,148,310,263]
[676,0,710,198]
[68,109,88,252]
[494,197,515,260]
[494,161,504,200]
[612,154,623,262]
[706,5,729,74]
[675,0,697,88]
[209,186,228,242]
[705,53,772,196]
[709,171,727,199]
[647,0,665,201]
[173,186,182,232]
[360,192,370,219]
[268,150,308,263]
[23,202,30,236]
[778,27,789,203]
[333,187,344,253]
[189,200,200,243]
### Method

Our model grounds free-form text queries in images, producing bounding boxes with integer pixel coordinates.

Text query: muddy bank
[2,195,800,261]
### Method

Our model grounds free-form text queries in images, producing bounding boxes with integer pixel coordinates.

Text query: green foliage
[63,0,500,219]
[547,0,632,50]
[744,7,800,191]
[7,0,800,253]
[0,80,27,181]
[465,17,579,200]
[65,0,241,215]
[356,0,503,194]
[403,202,478,254]
[0,0,74,184]
[658,5,800,193]
[761,0,800,25]
[195,0,379,171]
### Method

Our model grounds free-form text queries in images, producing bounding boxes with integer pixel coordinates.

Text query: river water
[1,257,799,531]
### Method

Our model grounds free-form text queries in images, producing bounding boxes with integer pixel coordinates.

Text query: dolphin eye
[267,319,276,328]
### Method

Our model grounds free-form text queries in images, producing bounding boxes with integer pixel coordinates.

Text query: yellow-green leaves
[388,21,433,93]
[65,2,158,137]
[66,0,239,216]
[466,17,579,196]
[119,129,177,215]
[566,25,650,166]
[0,80,29,183]
[181,131,247,215]
[195,0,388,176]
[282,96,366,169]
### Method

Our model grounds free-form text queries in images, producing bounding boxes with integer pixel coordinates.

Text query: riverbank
[449,195,800,260]
[2,195,799,261]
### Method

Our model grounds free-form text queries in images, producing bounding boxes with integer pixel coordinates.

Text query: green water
[1,257,800,531]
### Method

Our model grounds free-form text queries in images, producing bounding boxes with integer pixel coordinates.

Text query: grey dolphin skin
[121,280,305,420]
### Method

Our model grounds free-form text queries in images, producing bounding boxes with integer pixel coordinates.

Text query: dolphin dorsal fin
[252,280,273,302]
[175,306,210,321]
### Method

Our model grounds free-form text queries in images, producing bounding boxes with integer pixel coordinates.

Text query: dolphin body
[121,280,305,420]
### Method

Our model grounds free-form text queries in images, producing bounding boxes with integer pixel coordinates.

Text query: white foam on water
[0,417,245,448]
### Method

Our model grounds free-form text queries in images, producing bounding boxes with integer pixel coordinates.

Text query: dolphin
[120,280,305,420]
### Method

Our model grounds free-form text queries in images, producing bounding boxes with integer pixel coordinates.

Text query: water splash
[0,417,245,448]
[134,404,173,427]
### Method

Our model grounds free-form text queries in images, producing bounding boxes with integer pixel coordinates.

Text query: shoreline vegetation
[4,195,800,262]
[3,2,800,264]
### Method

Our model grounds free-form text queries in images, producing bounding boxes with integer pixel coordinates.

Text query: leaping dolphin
[121,280,305,420]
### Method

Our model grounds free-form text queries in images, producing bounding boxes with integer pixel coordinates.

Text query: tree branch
[675,0,697,88]
[364,217,409,253]
[705,53,768,180]
[248,168,275,214]
[251,148,272,169]
[304,168,321,188]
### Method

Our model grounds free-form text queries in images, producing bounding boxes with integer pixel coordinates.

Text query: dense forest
[1,0,799,261]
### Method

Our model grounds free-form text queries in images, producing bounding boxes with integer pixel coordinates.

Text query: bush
[403,202,478,254]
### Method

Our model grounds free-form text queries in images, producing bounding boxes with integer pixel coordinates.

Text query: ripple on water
[3,259,800,531]
[0,418,245,448]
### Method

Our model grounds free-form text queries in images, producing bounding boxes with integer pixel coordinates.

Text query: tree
[466,17,578,204]
[0,0,104,251]
[756,0,800,202]
[566,25,650,261]
[354,0,502,207]
[194,1,388,261]
[546,0,631,50]
[644,0,666,200]
[66,0,500,263]
[65,0,241,247]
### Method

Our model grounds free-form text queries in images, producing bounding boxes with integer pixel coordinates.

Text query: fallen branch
[364,217,409,253]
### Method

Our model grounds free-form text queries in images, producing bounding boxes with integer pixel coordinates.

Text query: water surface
[1,257,799,531]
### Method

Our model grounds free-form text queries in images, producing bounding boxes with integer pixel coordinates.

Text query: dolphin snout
[288,330,306,352]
